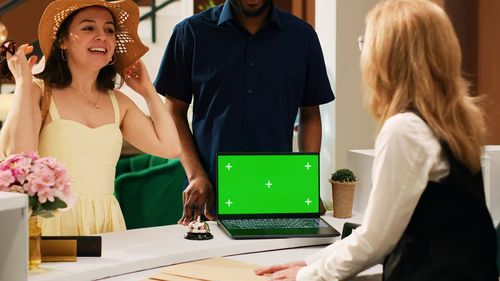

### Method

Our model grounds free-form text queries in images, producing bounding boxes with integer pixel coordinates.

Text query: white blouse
[297,112,450,281]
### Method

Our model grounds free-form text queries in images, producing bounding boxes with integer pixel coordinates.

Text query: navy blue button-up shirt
[155,2,334,184]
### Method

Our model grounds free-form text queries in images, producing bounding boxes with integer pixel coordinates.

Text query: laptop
[216,152,340,239]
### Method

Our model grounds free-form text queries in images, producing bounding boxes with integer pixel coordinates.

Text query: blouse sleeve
[297,113,446,280]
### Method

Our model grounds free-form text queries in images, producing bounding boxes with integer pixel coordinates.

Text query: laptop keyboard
[223,218,328,230]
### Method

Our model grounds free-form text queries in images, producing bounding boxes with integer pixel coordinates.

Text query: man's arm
[298,105,322,152]
[165,96,215,225]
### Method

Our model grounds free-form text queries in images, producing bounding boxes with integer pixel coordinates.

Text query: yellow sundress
[37,84,125,235]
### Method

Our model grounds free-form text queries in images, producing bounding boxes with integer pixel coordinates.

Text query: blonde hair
[361,0,486,172]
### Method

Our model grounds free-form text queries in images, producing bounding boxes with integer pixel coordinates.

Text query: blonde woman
[0,0,180,235]
[256,0,497,280]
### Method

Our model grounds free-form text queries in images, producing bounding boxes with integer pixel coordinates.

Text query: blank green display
[217,154,319,215]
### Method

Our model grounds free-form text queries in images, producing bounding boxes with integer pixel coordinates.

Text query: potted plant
[329,168,357,218]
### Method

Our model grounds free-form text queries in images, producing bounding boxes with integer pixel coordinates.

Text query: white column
[335,0,379,170]
[132,0,194,114]
[316,0,380,209]
[485,145,500,223]
[315,0,336,209]
[154,0,192,46]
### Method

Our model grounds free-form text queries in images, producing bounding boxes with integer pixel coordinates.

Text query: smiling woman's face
[60,6,117,72]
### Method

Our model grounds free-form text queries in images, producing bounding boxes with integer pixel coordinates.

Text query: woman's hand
[123,60,155,98]
[255,261,306,281]
[6,44,38,83]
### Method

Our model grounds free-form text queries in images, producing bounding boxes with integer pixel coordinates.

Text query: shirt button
[247,89,253,94]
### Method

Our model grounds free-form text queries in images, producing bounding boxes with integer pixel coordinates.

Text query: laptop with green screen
[216,152,340,239]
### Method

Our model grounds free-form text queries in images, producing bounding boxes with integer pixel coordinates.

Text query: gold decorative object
[28,216,42,270]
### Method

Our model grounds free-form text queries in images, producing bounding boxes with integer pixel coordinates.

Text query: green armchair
[114,154,186,229]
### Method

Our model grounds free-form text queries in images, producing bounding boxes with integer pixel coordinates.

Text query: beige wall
[316,0,380,208]
[334,0,378,169]
[332,0,500,172]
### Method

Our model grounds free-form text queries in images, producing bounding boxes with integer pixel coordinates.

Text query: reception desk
[0,192,28,281]
[28,213,377,281]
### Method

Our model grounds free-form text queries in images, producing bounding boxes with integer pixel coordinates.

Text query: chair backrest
[341,222,361,239]
[115,155,186,229]
[497,223,500,276]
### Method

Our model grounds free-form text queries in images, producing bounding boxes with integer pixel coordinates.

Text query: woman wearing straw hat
[0,0,181,235]
[256,0,497,280]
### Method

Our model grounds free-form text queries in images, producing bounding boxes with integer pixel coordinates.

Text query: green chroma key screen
[217,154,319,215]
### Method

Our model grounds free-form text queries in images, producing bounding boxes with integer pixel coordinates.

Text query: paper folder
[150,257,266,281]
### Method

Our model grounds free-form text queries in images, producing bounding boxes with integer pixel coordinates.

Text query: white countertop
[29,213,364,281]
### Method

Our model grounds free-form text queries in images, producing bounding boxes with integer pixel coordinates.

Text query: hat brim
[38,0,149,74]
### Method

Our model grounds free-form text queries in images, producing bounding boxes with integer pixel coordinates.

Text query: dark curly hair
[0,7,123,91]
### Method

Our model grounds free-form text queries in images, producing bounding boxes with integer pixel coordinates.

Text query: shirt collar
[217,1,282,29]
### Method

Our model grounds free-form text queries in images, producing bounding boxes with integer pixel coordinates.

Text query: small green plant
[331,168,356,183]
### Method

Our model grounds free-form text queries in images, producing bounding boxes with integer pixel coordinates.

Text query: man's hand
[255,261,306,281]
[178,176,215,225]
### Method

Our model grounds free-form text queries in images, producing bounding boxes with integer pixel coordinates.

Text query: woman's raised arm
[0,44,42,157]
[118,60,181,159]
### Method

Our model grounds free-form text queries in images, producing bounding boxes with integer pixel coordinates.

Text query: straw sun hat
[38,0,149,74]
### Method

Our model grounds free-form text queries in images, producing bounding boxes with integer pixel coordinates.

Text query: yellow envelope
[150,272,213,281]
[158,257,266,281]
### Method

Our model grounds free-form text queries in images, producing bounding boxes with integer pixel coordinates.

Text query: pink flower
[37,187,55,203]
[0,151,74,216]
[34,165,55,183]
[0,169,15,190]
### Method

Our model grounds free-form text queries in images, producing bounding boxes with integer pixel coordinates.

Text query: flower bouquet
[0,151,74,269]
[0,151,74,216]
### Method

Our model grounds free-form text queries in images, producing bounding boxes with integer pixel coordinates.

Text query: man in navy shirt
[155,0,334,225]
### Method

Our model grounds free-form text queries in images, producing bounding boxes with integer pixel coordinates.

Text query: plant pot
[28,216,42,270]
[330,179,356,218]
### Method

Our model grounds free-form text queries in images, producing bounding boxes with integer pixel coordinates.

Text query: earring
[108,54,116,65]
[60,49,67,61]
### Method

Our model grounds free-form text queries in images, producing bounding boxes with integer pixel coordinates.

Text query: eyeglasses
[357,35,364,52]
[0,40,16,57]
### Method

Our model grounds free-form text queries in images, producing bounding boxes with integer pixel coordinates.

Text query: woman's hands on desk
[255,260,306,280]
